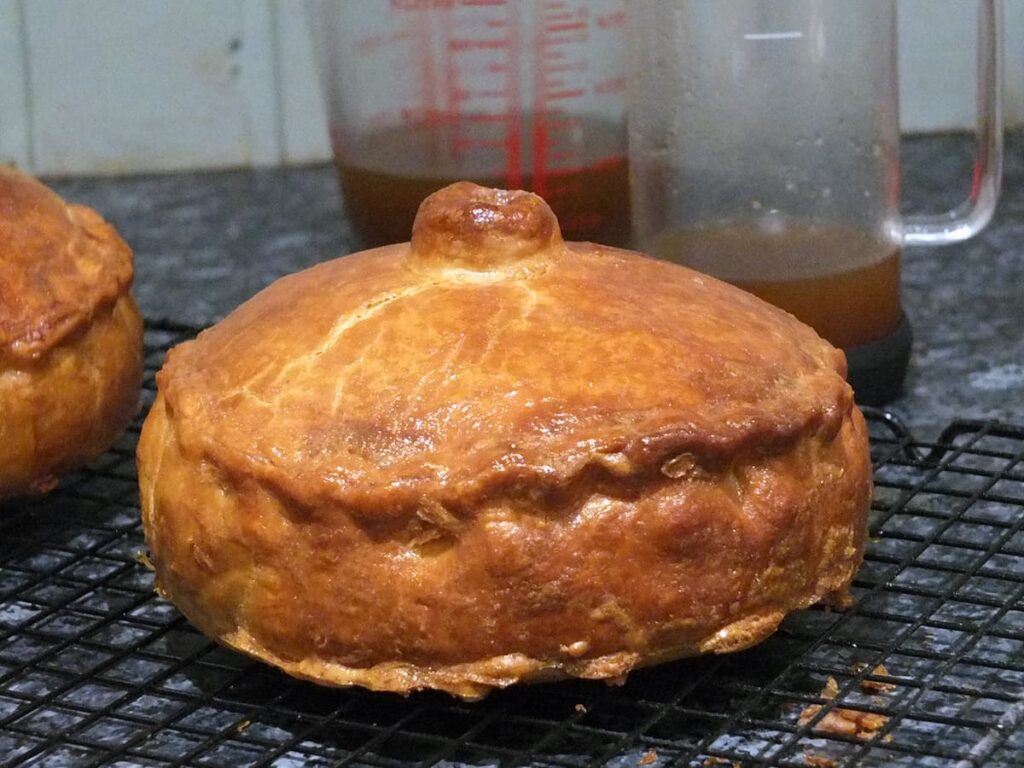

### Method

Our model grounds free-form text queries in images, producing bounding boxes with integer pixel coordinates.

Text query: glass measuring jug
[307,0,629,248]
[627,0,1002,404]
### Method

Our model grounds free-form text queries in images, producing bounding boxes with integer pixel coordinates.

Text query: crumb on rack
[133,550,155,571]
[798,677,889,740]
[235,719,251,734]
[853,663,897,693]
[824,588,856,610]
[804,754,837,768]
[702,757,741,767]
[639,749,657,765]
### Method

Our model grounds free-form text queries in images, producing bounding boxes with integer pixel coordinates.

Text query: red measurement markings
[546,88,586,101]
[401,108,460,124]
[443,8,460,169]
[412,7,440,128]
[446,87,471,102]
[544,4,587,21]
[544,60,587,75]
[543,33,588,45]
[391,0,455,9]
[440,0,521,186]
[447,37,508,51]
[532,1,588,196]
[546,21,586,33]
[596,10,626,29]
[503,3,522,188]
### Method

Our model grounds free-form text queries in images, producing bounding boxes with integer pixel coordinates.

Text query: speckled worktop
[49,131,1023,441]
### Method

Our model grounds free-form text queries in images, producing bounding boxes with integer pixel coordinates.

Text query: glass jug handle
[902,0,1003,246]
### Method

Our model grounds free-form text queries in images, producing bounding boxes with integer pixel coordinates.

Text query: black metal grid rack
[3,322,1024,768]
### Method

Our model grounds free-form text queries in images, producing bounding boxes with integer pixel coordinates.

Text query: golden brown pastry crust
[138,183,871,699]
[0,167,142,498]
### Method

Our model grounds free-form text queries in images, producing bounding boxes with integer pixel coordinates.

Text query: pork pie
[138,182,870,699]
[1,167,142,499]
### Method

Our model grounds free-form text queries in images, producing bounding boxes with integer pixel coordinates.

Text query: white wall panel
[899,0,1024,133]
[21,0,280,175]
[900,0,975,133]
[1002,0,1024,130]
[1,0,1020,176]
[238,0,283,166]
[0,0,30,169]
[275,2,330,164]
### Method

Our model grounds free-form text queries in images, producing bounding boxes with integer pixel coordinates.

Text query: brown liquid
[334,117,630,248]
[648,224,902,349]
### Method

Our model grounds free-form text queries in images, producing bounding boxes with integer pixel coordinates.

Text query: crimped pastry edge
[159,343,853,526]
[139,396,870,700]
[0,293,143,499]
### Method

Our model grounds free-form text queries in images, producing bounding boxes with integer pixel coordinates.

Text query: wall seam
[269,0,287,164]
[16,0,36,171]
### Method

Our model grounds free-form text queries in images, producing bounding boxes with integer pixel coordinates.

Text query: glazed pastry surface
[1,167,142,498]
[139,183,871,699]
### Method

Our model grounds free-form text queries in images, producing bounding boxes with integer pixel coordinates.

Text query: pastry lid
[0,167,134,361]
[158,183,852,515]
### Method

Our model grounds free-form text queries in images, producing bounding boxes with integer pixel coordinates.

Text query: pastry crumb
[702,758,741,767]
[133,550,155,571]
[799,676,888,740]
[639,749,657,765]
[824,589,855,610]
[561,640,590,657]
[821,676,839,700]
[574,703,587,713]
[853,663,897,693]
[235,719,251,733]
[803,754,837,768]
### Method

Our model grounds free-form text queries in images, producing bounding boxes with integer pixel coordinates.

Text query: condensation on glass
[627,0,1002,403]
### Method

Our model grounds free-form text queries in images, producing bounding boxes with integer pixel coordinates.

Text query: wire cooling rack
[2,322,1024,768]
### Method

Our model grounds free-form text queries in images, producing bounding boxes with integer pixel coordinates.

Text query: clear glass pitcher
[307,0,629,248]
[627,0,1003,404]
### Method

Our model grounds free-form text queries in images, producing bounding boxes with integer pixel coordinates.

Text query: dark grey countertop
[49,131,1023,441]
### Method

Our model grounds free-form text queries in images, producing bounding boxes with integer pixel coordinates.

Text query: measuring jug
[627,0,1002,404]
[307,0,628,248]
